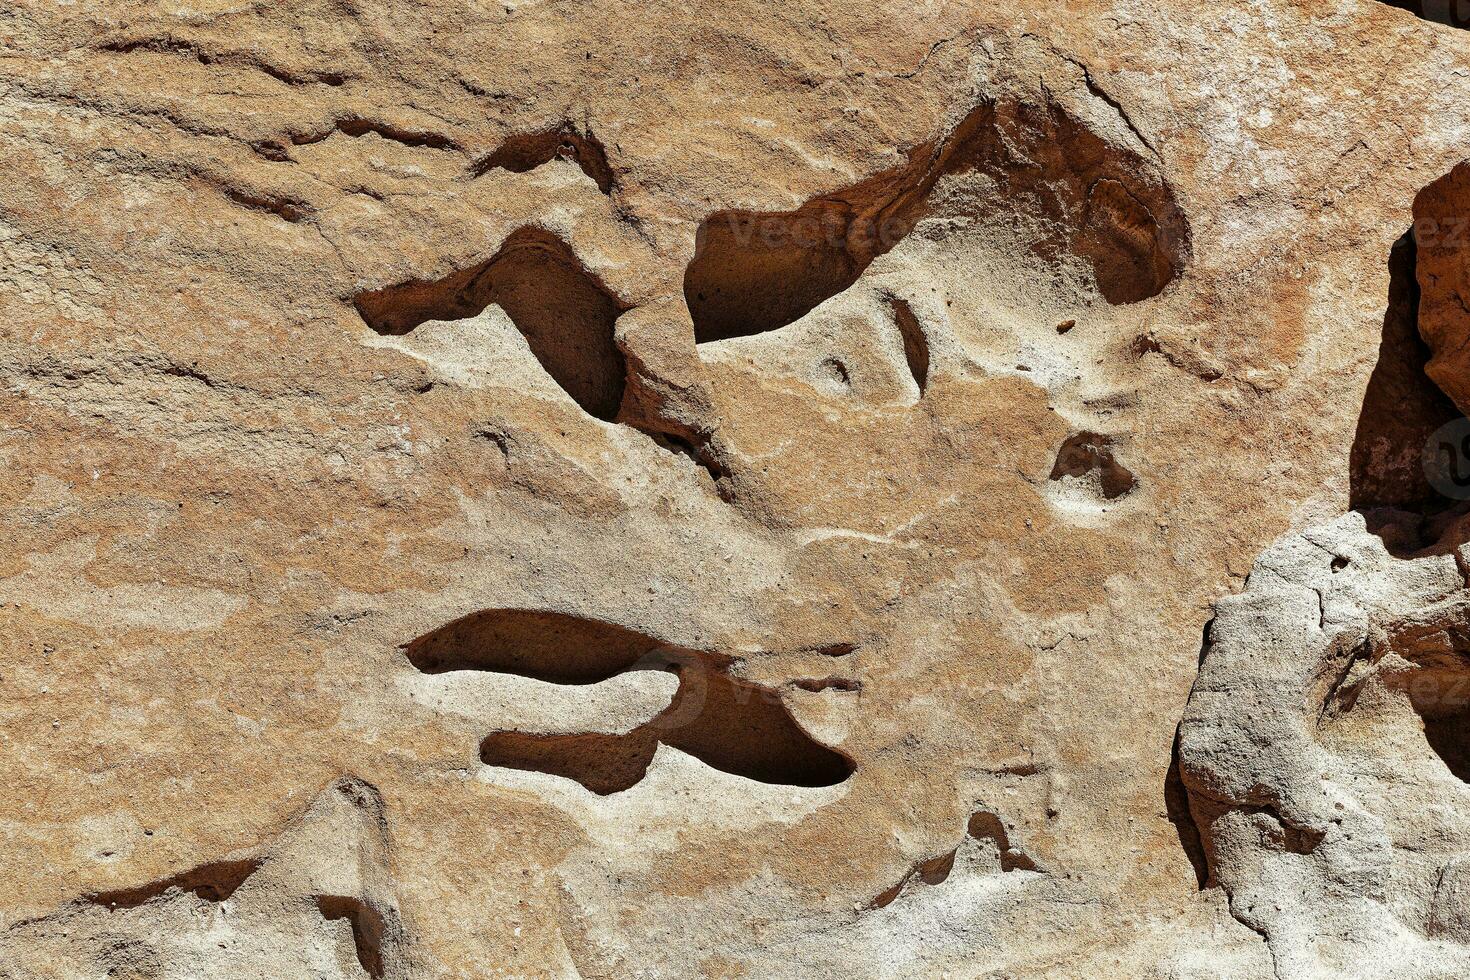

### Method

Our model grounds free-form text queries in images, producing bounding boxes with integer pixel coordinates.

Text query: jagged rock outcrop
[1178,512,1470,978]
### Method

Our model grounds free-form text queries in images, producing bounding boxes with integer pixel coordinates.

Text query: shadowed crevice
[867,806,1040,909]
[354,228,630,420]
[317,895,388,979]
[1425,716,1470,782]
[470,125,615,193]
[291,116,461,151]
[1350,231,1461,513]
[1379,0,1470,28]
[645,430,732,491]
[966,809,1039,873]
[887,296,930,394]
[479,659,853,793]
[86,859,261,910]
[1165,727,1210,889]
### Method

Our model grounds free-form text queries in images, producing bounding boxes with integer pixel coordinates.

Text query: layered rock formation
[5,0,1470,977]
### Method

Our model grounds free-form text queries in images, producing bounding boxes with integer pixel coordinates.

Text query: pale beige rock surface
[3,1,1470,977]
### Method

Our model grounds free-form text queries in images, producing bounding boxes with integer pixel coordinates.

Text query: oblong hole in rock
[403,608,675,684]
[887,295,929,394]
[1049,432,1136,500]
[967,809,1038,872]
[480,728,660,796]
[476,655,853,794]
[469,125,614,193]
[1076,177,1174,304]
[651,665,853,788]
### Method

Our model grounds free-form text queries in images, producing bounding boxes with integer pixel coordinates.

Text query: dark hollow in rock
[1349,231,1462,513]
[410,609,854,793]
[868,806,1038,909]
[819,356,852,388]
[1049,432,1136,500]
[654,665,852,787]
[1075,177,1173,305]
[1424,714,1470,782]
[220,186,311,223]
[86,859,261,910]
[470,125,615,193]
[480,657,853,794]
[480,730,660,796]
[354,227,629,420]
[1165,726,1211,889]
[967,809,1039,873]
[683,97,1188,343]
[289,116,461,151]
[790,676,861,692]
[317,895,389,979]
[402,608,673,684]
[1372,603,1470,781]
[887,295,930,394]
[645,430,731,490]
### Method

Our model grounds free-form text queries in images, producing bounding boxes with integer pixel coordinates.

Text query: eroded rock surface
[0,778,408,979]
[6,1,1470,977]
[1178,512,1470,978]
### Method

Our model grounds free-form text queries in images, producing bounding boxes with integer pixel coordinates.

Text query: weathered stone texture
[6,1,1470,977]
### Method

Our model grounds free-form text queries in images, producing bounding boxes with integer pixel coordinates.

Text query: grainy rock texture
[1180,512,1470,979]
[5,0,1470,977]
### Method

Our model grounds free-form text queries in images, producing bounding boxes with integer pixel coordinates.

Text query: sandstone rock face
[7,1,1470,977]
[1180,512,1470,979]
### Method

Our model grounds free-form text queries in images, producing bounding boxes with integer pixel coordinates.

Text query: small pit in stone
[820,357,851,389]
[1049,432,1136,500]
